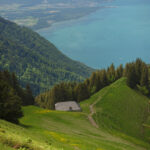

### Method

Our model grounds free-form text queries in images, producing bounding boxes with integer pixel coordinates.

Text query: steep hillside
[81,78,150,143]
[0,105,149,150]
[0,17,93,95]
[0,78,150,150]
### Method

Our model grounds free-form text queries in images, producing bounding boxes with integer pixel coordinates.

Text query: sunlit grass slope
[81,77,150,148]
[0,118,62,150]
[21,105,150,150]
[0,143,14,150]
[0,107,149,150]
[19,106,143,150]
[0,78,150,150]
[94,78,149,138]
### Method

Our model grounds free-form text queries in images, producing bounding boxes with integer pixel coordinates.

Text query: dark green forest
[0,17,93,96]
[0,70,34,123]
[36,58,150,109]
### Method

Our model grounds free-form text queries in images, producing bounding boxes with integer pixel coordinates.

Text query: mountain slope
[0,17,93,95]
[81,78,150,143]
[0,105,149,150]
[0,78,150,150]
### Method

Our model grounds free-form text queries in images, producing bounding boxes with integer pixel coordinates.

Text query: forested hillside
[0,60,150,150]
[36,59,150,109]
[0,17,93,95]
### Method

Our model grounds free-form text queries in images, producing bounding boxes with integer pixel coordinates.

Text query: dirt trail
[87,87,111,128]
[88,98,100,128]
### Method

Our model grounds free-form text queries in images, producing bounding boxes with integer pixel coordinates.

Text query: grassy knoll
[81,78,150,148]
[0,78,150,150]
[93,78,149,138]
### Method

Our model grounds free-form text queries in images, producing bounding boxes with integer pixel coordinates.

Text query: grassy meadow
[0,78,150,150]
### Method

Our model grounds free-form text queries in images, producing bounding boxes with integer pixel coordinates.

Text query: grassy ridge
[0,78,150,149]
[92,78,150,139]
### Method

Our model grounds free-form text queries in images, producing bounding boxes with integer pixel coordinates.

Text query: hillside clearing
[0,78,150,150]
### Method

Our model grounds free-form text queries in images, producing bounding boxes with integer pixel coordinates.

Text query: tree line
[0,70,34,123]
[0,59,149,122]
[35,63,124,109]
[35,58,150,109]
[124,58,149,95]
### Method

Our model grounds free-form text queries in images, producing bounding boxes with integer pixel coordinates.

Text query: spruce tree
[116,64,123,79]
[125,63,137,88]
[0,81,22,123]
[107,63,116,83]
[23,84,34,105]
[75,83,90,102]
[140,64,149,87]
[135,58,143,84]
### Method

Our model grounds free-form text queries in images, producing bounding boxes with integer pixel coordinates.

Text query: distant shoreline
[36,5,118,32]
[36,6,102,32]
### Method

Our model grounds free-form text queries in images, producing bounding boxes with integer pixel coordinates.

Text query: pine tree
[140,64,149,87]
[125,63,137,88]
[11,72,19,90]
[135,58,143,84]
[100,69,108,87]
[116,64,123,79]
[23,84,34,105]
[0,81,22,123]
[75,83,90,102]
[107,63,116,83]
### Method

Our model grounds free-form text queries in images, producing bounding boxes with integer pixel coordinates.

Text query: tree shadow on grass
[19,123,32,129]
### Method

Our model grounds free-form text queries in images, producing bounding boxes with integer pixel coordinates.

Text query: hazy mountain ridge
[0,17,93,95]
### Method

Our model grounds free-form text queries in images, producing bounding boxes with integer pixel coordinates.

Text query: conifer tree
[75,83,90,102]
[135,58,143,84]
[107,63,116,83]
[116,64,123,79]
[100,69,108,87]
[125,63,137,88]
[140,64,149,87]
[0,81,22,123]
[11,72,19,90]
[23,84,35,105]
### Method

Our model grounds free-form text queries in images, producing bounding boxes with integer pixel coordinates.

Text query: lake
[38,0,150,69]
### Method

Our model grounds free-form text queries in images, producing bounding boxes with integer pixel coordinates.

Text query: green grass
[0,143,14,150]
[0,78,150,150]
[92,78,149,139]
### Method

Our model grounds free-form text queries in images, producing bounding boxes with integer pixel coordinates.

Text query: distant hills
[0,0,101,30]
[0,17,93,95]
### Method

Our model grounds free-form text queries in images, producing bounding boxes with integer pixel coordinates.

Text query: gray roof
[55,101,81,111]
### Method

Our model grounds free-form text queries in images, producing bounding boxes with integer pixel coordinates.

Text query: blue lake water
[38,0,150,69]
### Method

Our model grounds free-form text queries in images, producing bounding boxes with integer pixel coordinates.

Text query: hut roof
[55,101,81,111]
